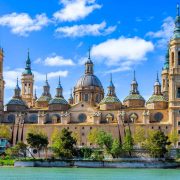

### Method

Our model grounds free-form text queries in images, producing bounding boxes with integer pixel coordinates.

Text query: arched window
[178,51,180,65]
[163,79,165,88]
[84,94,88,101]
[177,87,180,98]
[172,52,174,67]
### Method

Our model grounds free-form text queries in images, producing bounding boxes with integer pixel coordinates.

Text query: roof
[7,98,27,106]
[75,74,103,89]
[36,95,52,102]
[100,95,121,104]
[146,94,167,104]
[49,97,68,105]
[123,93,145,102]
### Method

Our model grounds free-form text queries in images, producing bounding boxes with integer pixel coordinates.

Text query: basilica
[0,8,180,147]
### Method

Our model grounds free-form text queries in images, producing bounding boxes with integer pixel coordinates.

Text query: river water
[0,167,179,180]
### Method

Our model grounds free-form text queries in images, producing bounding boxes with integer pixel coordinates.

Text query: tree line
[0,124,179,160]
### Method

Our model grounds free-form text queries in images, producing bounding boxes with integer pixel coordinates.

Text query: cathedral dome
[124,94,145,102]
[7,98,27,106]
[146,95,167,104]
[100,96,121,104]
[49,97,68,105]
[75,74,103,89]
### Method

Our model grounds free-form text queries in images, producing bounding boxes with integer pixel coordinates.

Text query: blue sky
[0,0,177,103]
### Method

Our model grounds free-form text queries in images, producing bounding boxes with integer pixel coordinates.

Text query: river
[0,167,179,180]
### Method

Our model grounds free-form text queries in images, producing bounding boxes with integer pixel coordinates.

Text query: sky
[0,0,177,103]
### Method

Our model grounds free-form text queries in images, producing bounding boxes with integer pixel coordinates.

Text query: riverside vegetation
[0,124,180,166]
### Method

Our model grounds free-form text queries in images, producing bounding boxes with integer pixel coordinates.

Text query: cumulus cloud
[91,36,154,72]
[44,55,75,66]
[53,0,101,22]
[4,68,68,89]
[146,16,174,47]
[55,21,116,37]
[0,13,49,36]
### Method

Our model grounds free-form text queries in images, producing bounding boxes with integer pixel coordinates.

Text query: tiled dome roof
[36,95,52,102]
[49,97,68,105]
[75,74,103,88]
[7,98,27,106]
[124,94,145,102]
[100,95,121,104]
[146,94,167,104]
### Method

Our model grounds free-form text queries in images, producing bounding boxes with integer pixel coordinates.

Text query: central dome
[75,74,103,89]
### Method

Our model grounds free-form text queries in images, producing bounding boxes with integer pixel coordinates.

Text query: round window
[154,112,163,122]
[78,113,87,122]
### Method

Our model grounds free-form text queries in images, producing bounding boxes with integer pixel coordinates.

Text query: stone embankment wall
[14,160,180,168]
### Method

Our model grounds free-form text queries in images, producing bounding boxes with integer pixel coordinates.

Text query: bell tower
[169,5,180,145]
[21,50,34,108]
[0,48,5,112]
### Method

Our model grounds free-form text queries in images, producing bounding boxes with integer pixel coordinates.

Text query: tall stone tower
[169,5,180,144]
[0,48,5,113]
[161,46,169,101]
[21,50,34,108]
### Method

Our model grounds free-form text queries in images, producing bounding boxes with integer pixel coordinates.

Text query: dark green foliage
[122,129,134,156]
[111,139,123,158]
[26,133,48,157]
[51,128,77,159]
[143,130,171,158]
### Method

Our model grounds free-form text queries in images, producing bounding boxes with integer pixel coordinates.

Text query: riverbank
[14,159,180,168]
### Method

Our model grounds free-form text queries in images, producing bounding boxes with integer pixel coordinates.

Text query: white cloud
[4,68,68,89]
[0,13,49,36]
[91,36,154,72]
[55,21,116,37]
[44,55,75,66]
[146,16,174,47]
[53,0,101,22]
[34,58,42,64]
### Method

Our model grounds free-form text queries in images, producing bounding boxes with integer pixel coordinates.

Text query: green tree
[51,128,76,159]
[133,126,145,147]
[111,138,123,158]
[143,130,171,158]
[87,128,99,145]
[96,130,113,155]
[169,130,179,148]
[122,129,134,156]
[26,131,48,158]
[0,125,11,140]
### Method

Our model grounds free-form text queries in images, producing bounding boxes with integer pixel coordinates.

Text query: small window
[177,88,180,98]
[178,142,180,146]
[90,127,92,130]
[82,127,84,129]
[152,126,154,129]
[82,143,84,146]
[159,126,161,130]
[82,133,84,136]
[178,51,180,65]
[166,126,168,129]
[178,122,180,126]
[178,130,180,134]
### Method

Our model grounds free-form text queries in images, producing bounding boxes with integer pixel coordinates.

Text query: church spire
[85,47,94,74]
[42,74,51,97]
[154,72,161,95]
[56,76,63,97]
[130,70,139,94]
[14,77,21,98]
[23,49,32,75]
[173,3,180,39]
[107,74,116,96]
[163,44,169,70]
